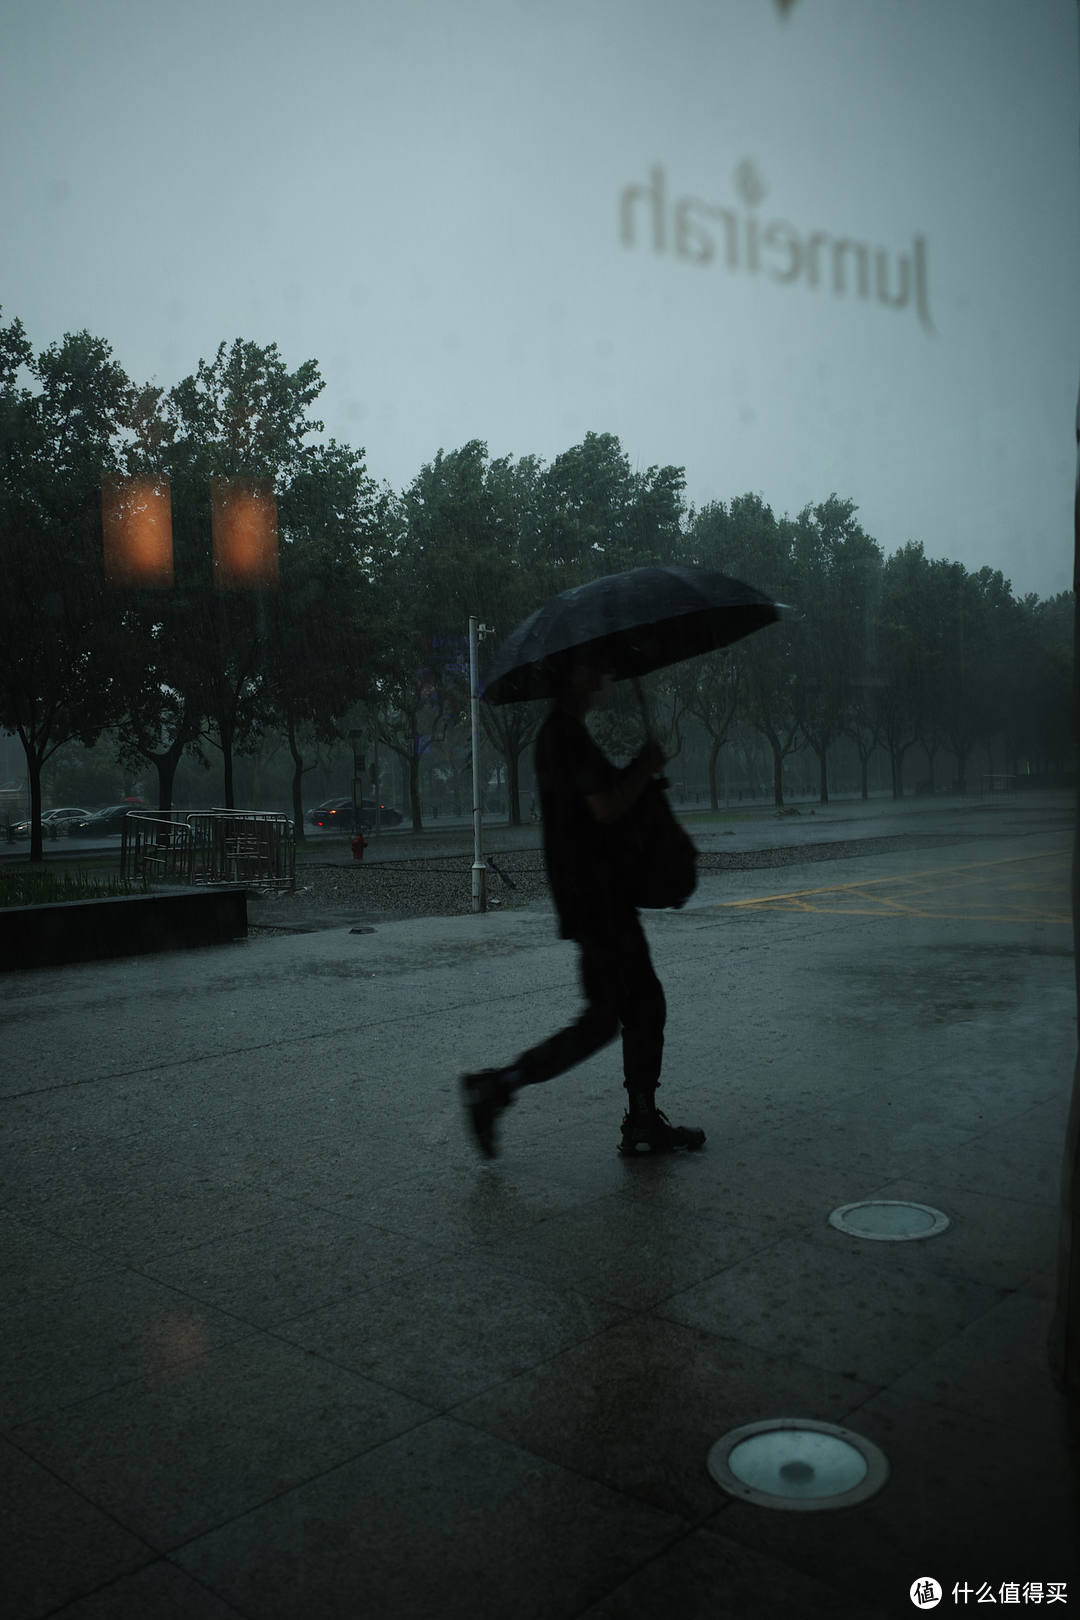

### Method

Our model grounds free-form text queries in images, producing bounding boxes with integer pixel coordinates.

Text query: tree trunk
[287,717,304,835]
[708,735,722,811]
[147,743,183,848]
[816,744,829,805]
[409,745,423,831]
[155,754,177,817]
[859,749,870,800]
[23,739,44,863]
[219,715,236,809]
[506,750,522,826]
[890,744,904,799]
[292,757,304,836]
[955,744,968,795]
[152,736,186,817]
[772,741,785,808]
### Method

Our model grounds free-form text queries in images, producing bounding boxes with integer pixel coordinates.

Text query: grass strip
[0,867,150,908]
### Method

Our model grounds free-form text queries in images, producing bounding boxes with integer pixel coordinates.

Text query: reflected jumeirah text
[620,160,934,333]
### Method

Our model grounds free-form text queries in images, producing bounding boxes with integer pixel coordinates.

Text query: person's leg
[511,935,621,1086]
[614,914,705,1156]
[462,921,704,1157]
[461,936,620,1156]
[612,913,665,1113]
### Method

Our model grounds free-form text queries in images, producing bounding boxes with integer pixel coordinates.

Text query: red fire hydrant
[351,830,367,861]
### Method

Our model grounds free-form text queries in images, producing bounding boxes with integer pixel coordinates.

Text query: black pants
[513,913,666,1094]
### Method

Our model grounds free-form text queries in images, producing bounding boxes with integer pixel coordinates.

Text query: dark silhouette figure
[461,659,706,1158]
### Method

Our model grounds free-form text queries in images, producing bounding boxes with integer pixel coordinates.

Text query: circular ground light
[707,1419,889,1512]
[828,1200,950,1242]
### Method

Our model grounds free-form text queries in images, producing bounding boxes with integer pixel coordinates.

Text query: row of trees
[1,312,1071,858]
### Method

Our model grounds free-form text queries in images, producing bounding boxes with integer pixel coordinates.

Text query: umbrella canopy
[482,565,782,706]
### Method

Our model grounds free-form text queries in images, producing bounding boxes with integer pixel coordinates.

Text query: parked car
[307,797,403,831]
[307,797,353,828]
[71,804,141,837]
[10,807,92,839]
[45,807,94,835]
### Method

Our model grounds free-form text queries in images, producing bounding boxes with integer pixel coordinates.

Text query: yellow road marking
[708,849,1072,924]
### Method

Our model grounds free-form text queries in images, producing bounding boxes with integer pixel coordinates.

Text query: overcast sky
[2,0,1078,598]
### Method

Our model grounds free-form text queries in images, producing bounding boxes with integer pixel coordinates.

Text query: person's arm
[586,738,666,825]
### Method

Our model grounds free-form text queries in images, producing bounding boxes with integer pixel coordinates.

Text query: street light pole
[348,729,364,826]
[469,615,489,913]
[373,721,380,837]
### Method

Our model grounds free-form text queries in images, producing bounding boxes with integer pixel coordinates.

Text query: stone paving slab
[171,1418,684,1620]
[9,1334,435,1551]
[1,795,1077,1618]
[450,1314,881,1524]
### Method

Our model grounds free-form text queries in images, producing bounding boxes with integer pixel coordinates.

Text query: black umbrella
[482,565,782,706]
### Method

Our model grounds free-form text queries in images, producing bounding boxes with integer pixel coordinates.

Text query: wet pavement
[2,791,1078,1618]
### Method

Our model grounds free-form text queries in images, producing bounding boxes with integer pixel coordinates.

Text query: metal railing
[123,810,295,892]
[121,813,194,883]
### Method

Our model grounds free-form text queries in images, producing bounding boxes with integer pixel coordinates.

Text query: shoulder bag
[616,776,698,910]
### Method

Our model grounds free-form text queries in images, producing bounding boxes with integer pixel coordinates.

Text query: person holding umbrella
[460,563,781,1160]
[461,653,706,1159]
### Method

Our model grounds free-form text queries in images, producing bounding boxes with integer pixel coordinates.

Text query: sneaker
[461,1068,515,1158]
[618,1108,706,1156]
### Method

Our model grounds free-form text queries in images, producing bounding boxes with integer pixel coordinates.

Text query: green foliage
[42,738,128,806]
[680,493,805,804]
[531,430,686,588]
[270,440,385,827]
[0,866,149,907]
[1,308,1069,829]
[0,313,131,857]
[166,340,324,482]
[113,339,379,816]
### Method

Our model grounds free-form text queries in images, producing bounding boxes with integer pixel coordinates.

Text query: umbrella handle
[631,677,666,779]
[630,675,651,734]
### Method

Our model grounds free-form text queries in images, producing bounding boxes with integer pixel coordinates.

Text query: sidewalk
[302,788,1069,862]
[2,793,1077,1618]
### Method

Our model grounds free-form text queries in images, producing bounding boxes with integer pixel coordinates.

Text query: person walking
[461,657,706,1159]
